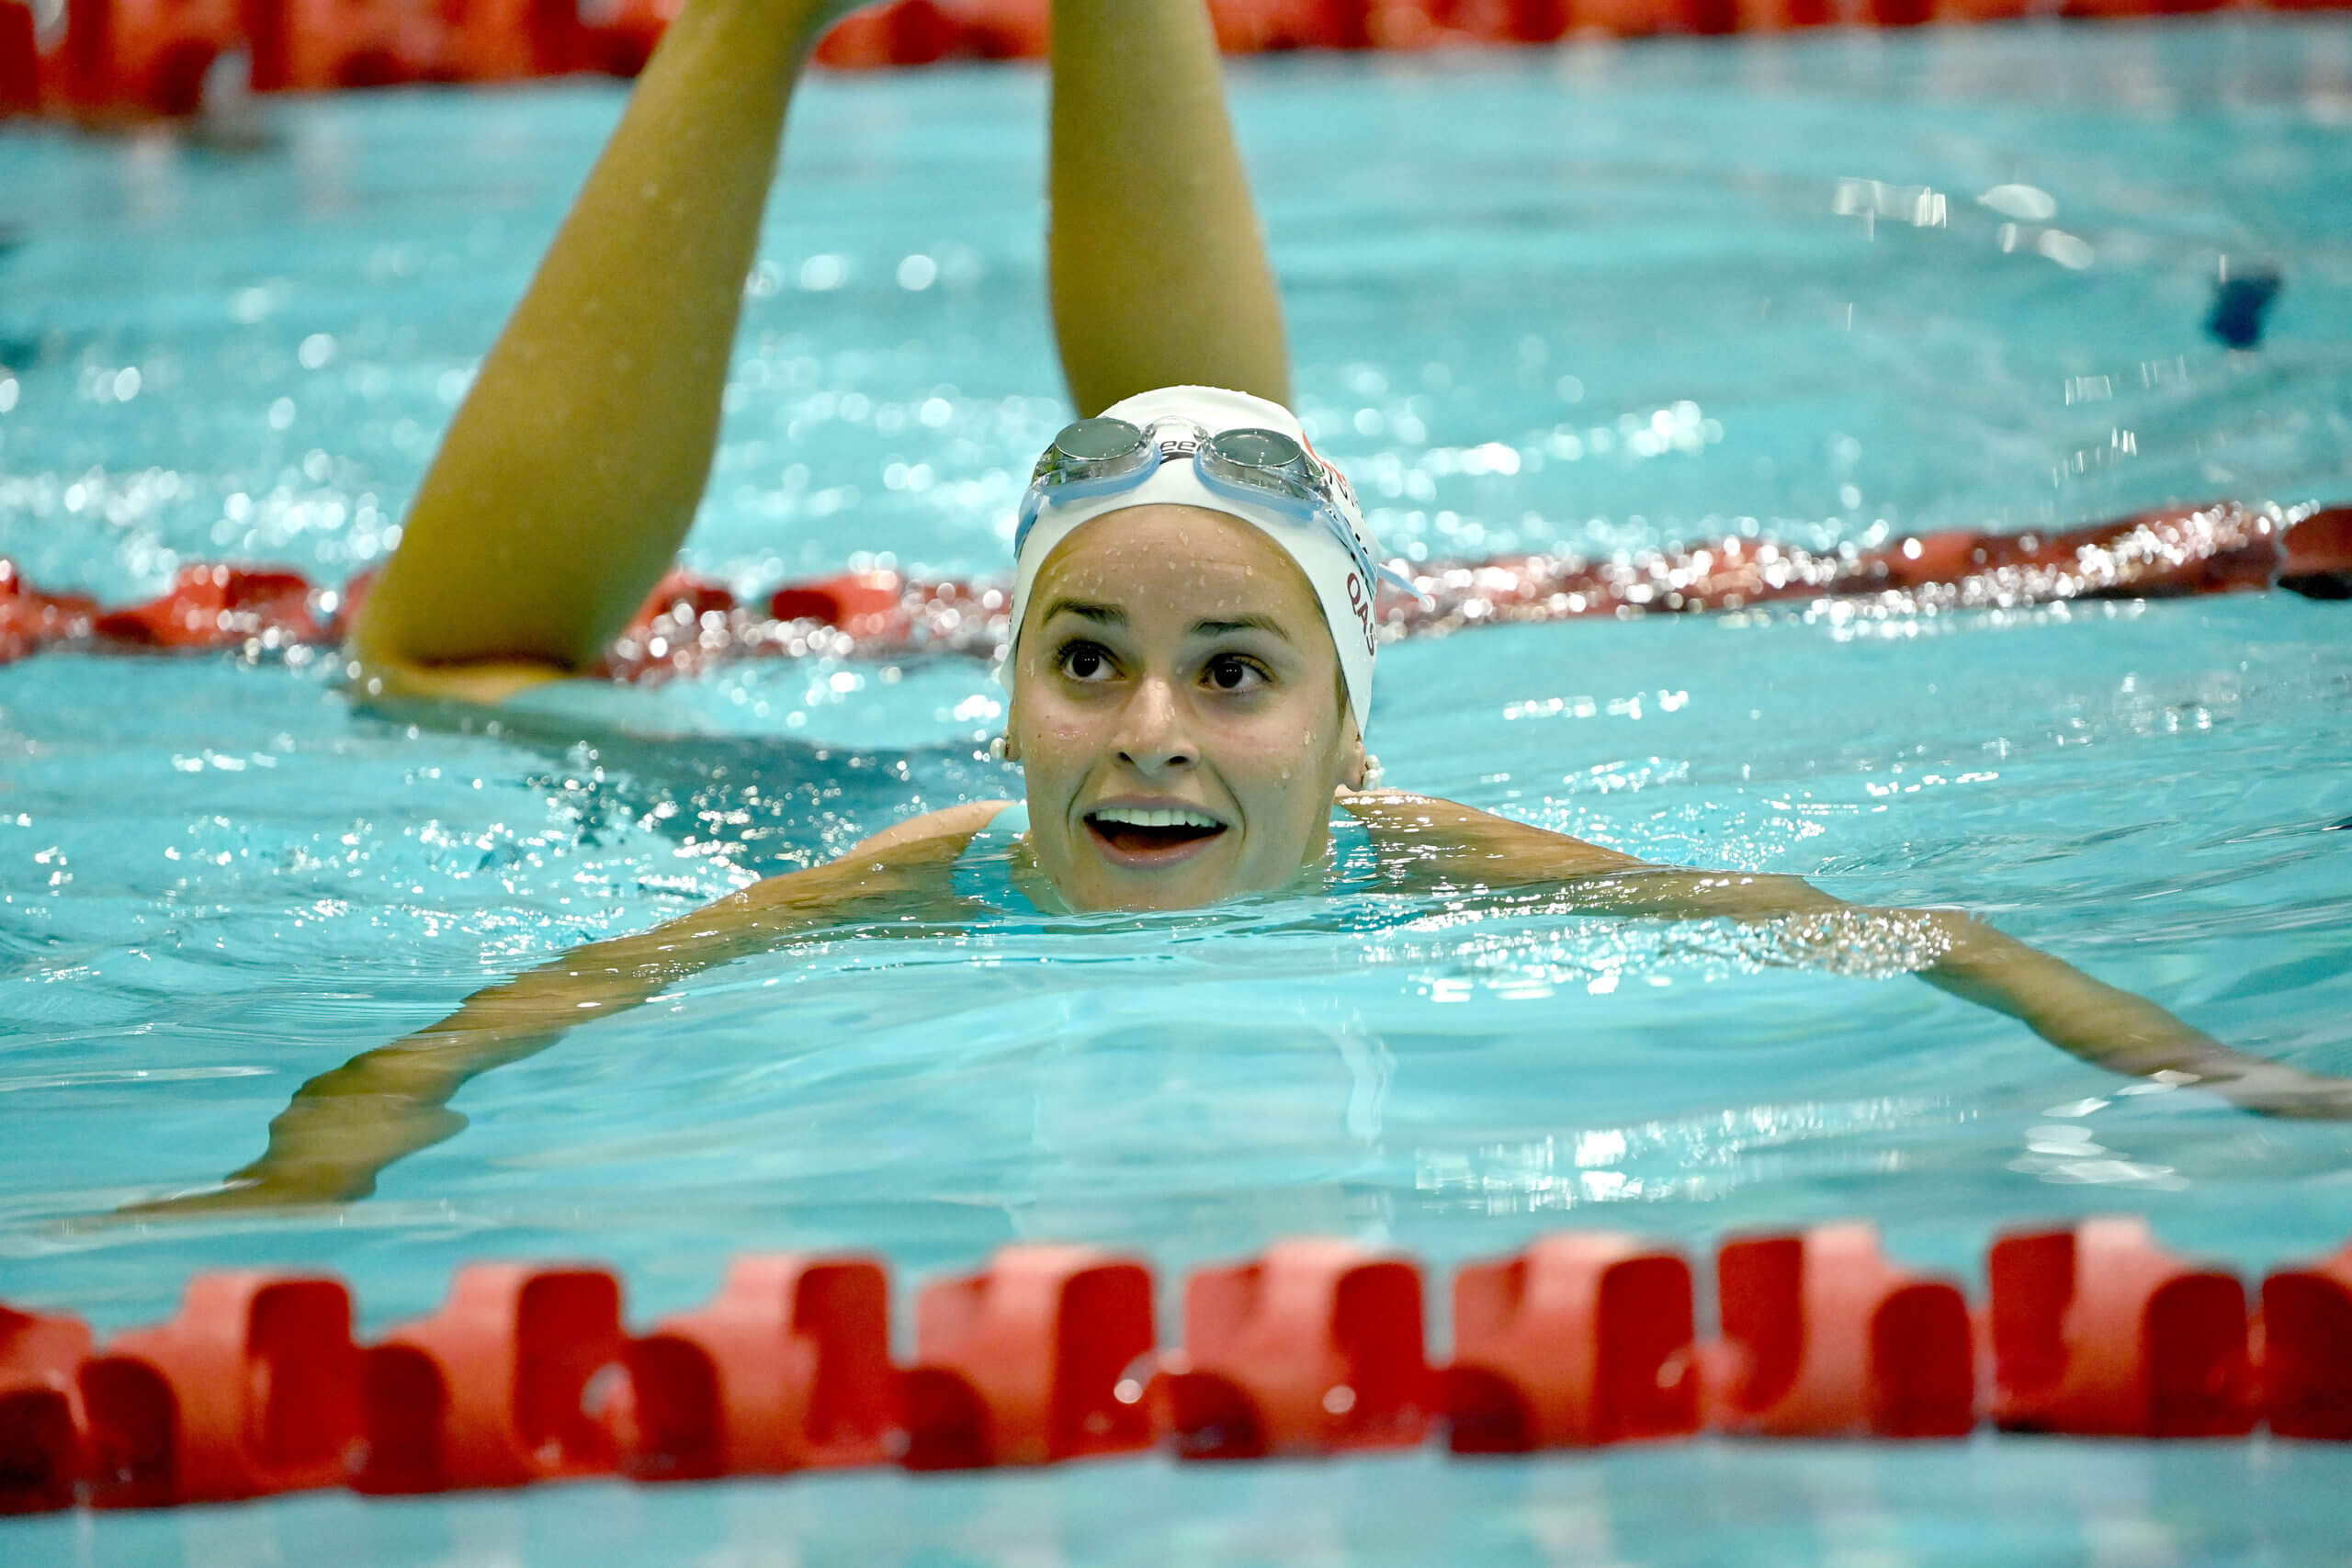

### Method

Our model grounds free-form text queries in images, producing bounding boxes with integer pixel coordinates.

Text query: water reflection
[9,1438,2344,1567]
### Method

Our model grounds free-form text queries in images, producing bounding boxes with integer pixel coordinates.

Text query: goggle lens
[1207,428,1303,470]
[1048,418,1151,463]
[1023,418,1373,587]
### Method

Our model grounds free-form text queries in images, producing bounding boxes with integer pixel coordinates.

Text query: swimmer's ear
[1340,728,1370,793]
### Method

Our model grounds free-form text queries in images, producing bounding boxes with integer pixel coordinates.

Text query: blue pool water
[5,16,2352,1563]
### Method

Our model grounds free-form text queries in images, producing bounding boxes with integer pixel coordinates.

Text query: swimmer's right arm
[122,802,1008,1212]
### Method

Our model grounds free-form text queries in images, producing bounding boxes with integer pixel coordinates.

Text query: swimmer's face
[1010,505,1358,912]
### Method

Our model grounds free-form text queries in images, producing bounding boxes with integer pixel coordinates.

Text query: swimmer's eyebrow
[1037,602,1291,642]
[1190,615,1292,642]
[1039,599,1125,627]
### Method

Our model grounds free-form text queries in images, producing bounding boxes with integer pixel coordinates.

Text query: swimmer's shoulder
[842,800,1015,861]
[720,801,1014,924]
[1340,789,1645,882]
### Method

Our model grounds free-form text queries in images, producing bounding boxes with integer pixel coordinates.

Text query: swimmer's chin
[1053,842,1342,915]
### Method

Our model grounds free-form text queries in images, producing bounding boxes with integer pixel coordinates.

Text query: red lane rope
[4,500,2346,681]
[17,0,2351,126]
[3,1218,2348,1513]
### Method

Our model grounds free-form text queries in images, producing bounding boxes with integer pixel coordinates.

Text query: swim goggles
[1015,417,1394,592]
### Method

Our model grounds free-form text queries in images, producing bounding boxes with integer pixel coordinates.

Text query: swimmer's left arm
[1343,791,2352,1118]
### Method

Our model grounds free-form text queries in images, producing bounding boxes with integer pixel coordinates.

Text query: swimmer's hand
[1914,912,2352,1119]
[2084,1055,2352,1121]
[118,1077,469,1215]
[119,1171,375,1215]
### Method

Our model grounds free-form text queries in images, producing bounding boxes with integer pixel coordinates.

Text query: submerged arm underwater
[1340,791,2352,1119]
[122,819,989,1213]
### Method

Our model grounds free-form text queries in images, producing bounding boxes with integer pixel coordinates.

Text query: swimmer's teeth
[1091,807,1221,829]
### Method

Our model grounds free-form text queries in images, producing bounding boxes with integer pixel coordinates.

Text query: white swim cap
[1005,386,1381,739]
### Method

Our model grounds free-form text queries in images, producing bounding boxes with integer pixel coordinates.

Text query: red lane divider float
[900,1245,1157,1469]
[622,1254,897,1481]
[0,1304,94,1515]
[1,1,39,116]
[1163,1238,1432,1459]
[6,1221,2351,1517]
[356,1264,632,1494]
[1445,1233,1699,1451]
[2262,1242,2352,1441]
[1989,1217,2256,1438]
[1704,1224,1973,1438]
[79,1272,362,1507]
[9,0,2352,122]
[60,0,241,117]
[1,499,2346,680]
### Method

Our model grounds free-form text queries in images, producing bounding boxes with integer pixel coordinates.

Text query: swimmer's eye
[1202,654,1271,694]
[1054,639,1118,682]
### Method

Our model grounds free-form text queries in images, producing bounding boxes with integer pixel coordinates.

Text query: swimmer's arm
[1343,791,2352,1118]
[125,802,1010,1212]
[1047,0,1291,413]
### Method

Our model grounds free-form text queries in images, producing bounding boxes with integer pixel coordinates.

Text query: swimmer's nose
[1113,675,1196,775]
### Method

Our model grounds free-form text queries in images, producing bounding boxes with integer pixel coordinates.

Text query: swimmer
[130,0,2352,1212]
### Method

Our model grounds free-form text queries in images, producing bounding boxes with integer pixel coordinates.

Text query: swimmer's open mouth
[1084,806,1227,862]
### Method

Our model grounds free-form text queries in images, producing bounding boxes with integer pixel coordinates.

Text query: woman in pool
[139,0,2350,1210]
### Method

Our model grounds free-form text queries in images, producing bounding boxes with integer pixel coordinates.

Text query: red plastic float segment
[356,1264,631,1494]
[629,568,738,632]
[1272,0,1375,45]
[425,0,581,82]
[1205,0,1351,51]
[1165,1237,1433,1460]
[2279,506,2352,596]
[61,0,243,116]
[812,0,960,69]
[91,563,330,650]
[1731,0,1831,30]
[1704,1224,1973,1438]
[1445,1234,1699,1453]
[79,1272,361,1508]
[624,1254,896,1481]
[767,570,908,639]
[244,0,419,92]
[937,0,1046,58]
[582,0,677,75]
[1561,0,1702,37]
[1928,0,2031,17]
[1,1303,95,1515]
[2061,0,2226,16]
[900,1245,1156,1469]
[2259,1245,2352,1440]
[0,559,101,665]
[1989,1218,2254,1438]
[2,1,40,116]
